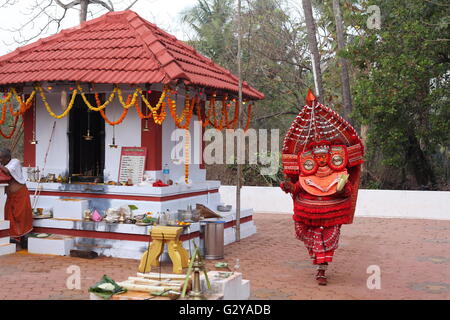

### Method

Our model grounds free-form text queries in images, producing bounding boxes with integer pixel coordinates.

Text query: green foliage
[182,0,449,190]
[346,0,449,189]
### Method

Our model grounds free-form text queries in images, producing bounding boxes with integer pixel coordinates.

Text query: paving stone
[0,213,449,299]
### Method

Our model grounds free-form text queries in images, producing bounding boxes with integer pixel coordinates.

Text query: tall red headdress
[281,90,364,226]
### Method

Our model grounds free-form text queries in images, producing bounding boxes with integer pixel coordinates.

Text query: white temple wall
[103,95,141,182]
[35,93,70,177]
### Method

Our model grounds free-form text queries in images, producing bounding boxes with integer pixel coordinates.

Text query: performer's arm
[280,180,302,196]
[339,181,352,197]
[0,164,10,175]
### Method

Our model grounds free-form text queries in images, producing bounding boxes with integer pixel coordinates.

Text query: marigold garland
[0,91,13,104]
[1,102,10,124]
[38,85,78,119]
[169,93,198,129]
[116,87,140,109]
[0,113,20,139]
[226,99,240,129]
[135,98,153,120]
[138,87,169,124]
[1,82,252,133]
[196,96,213,128]
[11,88,36,115]
[77,83,116,112]
[96,93,130,126]
[184,129,190,184]
[195,94,253,131]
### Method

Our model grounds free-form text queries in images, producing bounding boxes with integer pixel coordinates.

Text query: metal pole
[235,0,243,242]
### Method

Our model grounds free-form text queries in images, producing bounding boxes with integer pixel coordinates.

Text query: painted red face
[314,153,329,167]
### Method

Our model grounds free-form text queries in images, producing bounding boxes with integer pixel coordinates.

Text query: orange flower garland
[196,94,246,130]
[196,96,213,128]
[96,93,130,126]
[139,87,168,125]
[0,102,10,125]
[10,89,35,116]
[184,129,190,184]
[0,113,20,139]
[169,93,198,129]
[135,96,153,119]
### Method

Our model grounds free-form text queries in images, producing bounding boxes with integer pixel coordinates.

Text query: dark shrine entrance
[68,94,105,183]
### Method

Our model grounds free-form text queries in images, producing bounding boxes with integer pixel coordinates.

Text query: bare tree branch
[55,0,79,9]
[124,0,138,10]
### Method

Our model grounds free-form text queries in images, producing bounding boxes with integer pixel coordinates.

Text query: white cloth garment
[5,158,26,184]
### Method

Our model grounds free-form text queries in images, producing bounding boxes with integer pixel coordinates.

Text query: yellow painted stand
[138,226,190,274]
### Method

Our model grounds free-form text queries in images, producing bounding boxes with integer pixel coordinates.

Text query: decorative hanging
[109,125,118,148]
[38,85,78,119]
[83,108,94,141]
[169,93,198,129]
[0,113,20,139]
[184,129,190,184]
[97,93,130,126]
[77,83,116,112]
[0,82,253,138]
[139,87,169,125]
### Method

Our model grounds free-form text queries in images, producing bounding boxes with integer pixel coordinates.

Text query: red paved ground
[0,213,449,300]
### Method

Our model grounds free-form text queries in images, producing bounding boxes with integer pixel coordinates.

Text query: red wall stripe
[32,226,200,242]
[32,216,252,243]
[0,229,10,238]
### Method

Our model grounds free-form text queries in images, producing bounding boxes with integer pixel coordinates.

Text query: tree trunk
[80,0,88,23]
[332,0,352,121]
[235,0,243,242]
[301,0,324,102]
[406,130,436,189]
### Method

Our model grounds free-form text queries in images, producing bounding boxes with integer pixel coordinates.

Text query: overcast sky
[0,0,199,55]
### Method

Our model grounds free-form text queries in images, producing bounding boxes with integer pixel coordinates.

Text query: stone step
[0,236,10,246]
[0,243,15,256]
[0,220,10,231]
[28,234,75,256]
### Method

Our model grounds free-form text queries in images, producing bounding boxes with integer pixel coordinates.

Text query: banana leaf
[88,274,127,299]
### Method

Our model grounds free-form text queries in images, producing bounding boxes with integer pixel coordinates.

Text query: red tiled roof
[0,10,264,100]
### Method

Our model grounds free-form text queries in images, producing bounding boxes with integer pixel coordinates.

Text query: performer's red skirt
[294,222,341,264]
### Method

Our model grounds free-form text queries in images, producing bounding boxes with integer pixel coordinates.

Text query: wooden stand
[138,226,189,274]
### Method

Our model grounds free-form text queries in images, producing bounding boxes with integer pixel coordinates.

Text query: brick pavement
[0,213,449,300]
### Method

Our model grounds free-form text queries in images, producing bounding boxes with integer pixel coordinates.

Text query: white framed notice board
[118,147,147,184]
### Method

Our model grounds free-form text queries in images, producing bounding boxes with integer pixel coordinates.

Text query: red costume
[281,90,364,284]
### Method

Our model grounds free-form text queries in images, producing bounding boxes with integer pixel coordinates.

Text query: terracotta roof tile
[0,10,263,100]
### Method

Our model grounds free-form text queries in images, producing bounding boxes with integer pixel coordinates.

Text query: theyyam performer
[280,90,364,285]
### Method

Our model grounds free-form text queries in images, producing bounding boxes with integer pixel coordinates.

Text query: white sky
[0,0,199,56]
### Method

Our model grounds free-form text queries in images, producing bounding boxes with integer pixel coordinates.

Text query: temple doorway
[68,94,105,183]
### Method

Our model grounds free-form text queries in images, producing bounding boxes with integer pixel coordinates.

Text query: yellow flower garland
[37,85,78,119]
[116,87,140,109]
[139,87,169,125]
[76,83,116,112]
[0,91,13,104]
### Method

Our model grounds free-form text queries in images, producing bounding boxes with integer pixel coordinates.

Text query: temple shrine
[0,10,263,258]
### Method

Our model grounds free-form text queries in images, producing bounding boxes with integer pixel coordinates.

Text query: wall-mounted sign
[118,147,147,185]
